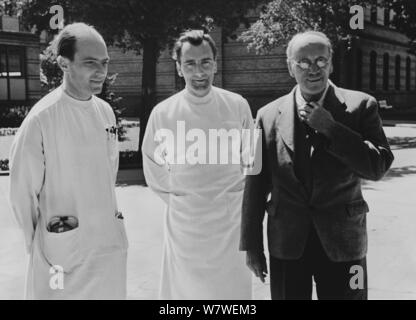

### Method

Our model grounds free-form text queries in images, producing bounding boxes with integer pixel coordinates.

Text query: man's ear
[57,56,70,72]
[176,62,183,77]
[287,59,295,78]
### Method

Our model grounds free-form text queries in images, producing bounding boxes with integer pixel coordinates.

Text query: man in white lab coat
[142,30,254,299]
[9,23,128,299]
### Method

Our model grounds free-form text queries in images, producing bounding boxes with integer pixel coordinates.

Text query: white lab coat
[9,87,128,299]
[142,86,253,299]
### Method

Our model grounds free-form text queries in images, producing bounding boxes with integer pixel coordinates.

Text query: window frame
[0,45,27,102]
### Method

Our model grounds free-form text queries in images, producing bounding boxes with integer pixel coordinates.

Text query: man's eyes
[185,60,212,65]
[299,60,311,68]
[84,61,109,66]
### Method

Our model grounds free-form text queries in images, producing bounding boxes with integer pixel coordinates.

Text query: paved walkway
[1,125,415,299]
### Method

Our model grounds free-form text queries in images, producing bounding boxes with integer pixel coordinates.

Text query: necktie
[294,107,313,194]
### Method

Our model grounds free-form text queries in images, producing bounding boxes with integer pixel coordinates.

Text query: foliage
[0,106,31,128]
[239,0,384,54]
[389,0,416,51]
[0,0,25,16]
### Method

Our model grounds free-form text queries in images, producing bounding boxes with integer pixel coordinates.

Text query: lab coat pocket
[40,227,83,274]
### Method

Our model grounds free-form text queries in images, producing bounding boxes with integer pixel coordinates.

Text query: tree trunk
[137,38,159,170]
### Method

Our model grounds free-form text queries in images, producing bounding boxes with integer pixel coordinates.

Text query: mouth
[307,78,323,83]
[90,79,105,84]
[193,79,208,83]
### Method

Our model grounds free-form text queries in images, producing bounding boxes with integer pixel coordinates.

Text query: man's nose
[96,63,107,77]
[309,62,320,73]
[194,62,204,74]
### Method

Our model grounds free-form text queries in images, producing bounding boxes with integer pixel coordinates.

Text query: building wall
[109,5,416,117]
[0,30,41,107]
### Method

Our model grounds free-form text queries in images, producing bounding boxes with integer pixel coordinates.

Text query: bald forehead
[288,34,331,59]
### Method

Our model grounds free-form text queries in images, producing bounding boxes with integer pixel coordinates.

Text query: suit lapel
[275,87,296,154]
[322,83,347,122]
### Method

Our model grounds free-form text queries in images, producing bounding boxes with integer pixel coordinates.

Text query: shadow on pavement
[116,168,147,187]
[388,136,416,150]
[382,165,416,180]
[363,165,416,189]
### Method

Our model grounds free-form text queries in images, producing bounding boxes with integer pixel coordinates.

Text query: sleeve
[141,108,170,204]
[324,97,394,181]
[108,106,119,184]
[239,98,256,174]
[239,110,271,253]
[8,116,45,254]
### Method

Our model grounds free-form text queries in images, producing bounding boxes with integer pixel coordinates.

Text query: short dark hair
[54,22,100,61]
[172,30,217,62]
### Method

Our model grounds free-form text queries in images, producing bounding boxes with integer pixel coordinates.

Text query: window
[371,5,377,24]
[406,57,411,91]
[383,53,389,91]
[384,7,390,26]
[0,45,26,101]
[395,55,401,91]
[370,51,377,91]
[356,49,362,90]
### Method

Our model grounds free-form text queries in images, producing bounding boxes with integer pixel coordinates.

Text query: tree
[20,0,266,167]
[238,0,376,54]
[0,0,25,16]
[390,0,416,52]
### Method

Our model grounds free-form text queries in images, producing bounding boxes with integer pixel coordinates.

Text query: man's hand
[246,250,268,283]
[298,102,335,135]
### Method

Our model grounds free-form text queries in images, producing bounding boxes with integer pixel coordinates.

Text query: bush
[0,128,19,136]
[0,106,31,128]
[119,150,139,169]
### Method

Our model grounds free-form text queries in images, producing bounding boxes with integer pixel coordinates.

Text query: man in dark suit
[240,31,394,300]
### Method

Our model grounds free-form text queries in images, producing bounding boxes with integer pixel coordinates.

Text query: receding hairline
[286,32,332,59]
[54,22,106,59]
[59,23,103,40]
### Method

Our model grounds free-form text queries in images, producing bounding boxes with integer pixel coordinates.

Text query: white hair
[286,31,333,60]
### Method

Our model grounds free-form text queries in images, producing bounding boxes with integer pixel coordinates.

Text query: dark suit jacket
[240,83,394,262]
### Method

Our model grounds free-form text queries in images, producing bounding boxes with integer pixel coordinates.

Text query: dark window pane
[0,49,7,77]
[7,48,23,77]
[371,5,377,24]
[370,51,377,91]
[356,49,362,90]
[384,8,390,26]
[395,55,401,91]
[406,57,411,91]
[383,53,389,91]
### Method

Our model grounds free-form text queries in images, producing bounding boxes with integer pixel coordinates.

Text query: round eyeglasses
[292,57,330,71]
